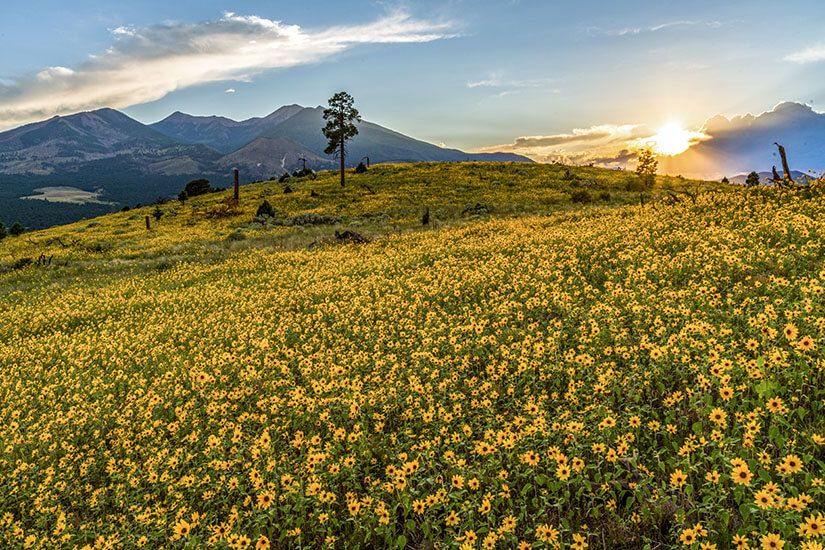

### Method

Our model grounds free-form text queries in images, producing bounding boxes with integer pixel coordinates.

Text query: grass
[2,162,823,550]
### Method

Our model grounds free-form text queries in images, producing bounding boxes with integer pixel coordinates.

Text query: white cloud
[111,26,136,37]
[467,74,555,89]
[587,20,721,37]
[36,66,74,81]
[224,88,236,94]
[478,124,655,167]
[785,43,825,63]
[0,12,454,129]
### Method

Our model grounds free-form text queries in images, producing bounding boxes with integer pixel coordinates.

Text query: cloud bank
[478,124,647,166]
[0,12,453,129]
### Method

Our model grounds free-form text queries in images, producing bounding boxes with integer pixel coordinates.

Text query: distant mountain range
[728,170,807,185]
[0,105,530,229]
[659,102,825,180]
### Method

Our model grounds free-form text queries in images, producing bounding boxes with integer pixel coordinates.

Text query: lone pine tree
[322,92,360,187]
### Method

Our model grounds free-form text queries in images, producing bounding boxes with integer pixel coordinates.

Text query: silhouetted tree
[635,149,658,189]
[9,222,24,236]
[152,205,163,221]
[745,171,761,188]
[322,92,360,187]
[184,179,212,197]
[177,190,188,204]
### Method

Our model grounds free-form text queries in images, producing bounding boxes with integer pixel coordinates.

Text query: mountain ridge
[0,105,532,229]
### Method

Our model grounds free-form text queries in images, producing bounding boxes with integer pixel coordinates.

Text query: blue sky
[1,0,824,162]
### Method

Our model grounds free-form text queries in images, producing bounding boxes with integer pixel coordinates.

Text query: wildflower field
[0,163,824,549]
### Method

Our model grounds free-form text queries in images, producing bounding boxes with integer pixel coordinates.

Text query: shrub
[152,206,163,221]
[0,222,6,240]
[177,190,188,204]
[570,190,592,203]
[278,173,291,183]
[184,179,213,197]
[625,177,647,192]
[9,222,24,237]
[120,205,131,212]
[355,162,367,174]
[598,191,611,202]
[255,200,276,219]
[226,231,246,242]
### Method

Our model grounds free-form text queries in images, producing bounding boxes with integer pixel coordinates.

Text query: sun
[651,123,696,156]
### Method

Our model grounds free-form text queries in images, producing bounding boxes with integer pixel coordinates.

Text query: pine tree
[322,92,360,187]
[635,149,658,189]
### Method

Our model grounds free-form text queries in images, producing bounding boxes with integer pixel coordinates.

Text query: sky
[1,0,824,163]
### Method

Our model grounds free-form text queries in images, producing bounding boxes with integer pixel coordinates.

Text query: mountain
[0,108,220,176]
[150,105,305,153]
[659,102,825,180]
[256,106,531,165]
[217,137,333,180]
[0,105,531,230]
[729,170,807,185]
[151,105,531,166]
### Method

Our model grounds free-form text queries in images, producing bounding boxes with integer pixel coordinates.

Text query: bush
[625,177,647,192]
[0,222,6,240]
[570,190,592,203]
[120,205,131,212]
[226,231,246,242]
[278,173,291,183]
[598,191,611,202]
[9,222,24,237]
[355,162,367,174]
[184,179,213,197]
[152,206,163,221]
[255,200,276,219]
[177,190,188,204]
[291,168,315,179]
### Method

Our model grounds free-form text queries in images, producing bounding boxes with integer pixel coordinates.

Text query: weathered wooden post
[233,168,240,201]
[145,215,150,230]
[774,142,793,184]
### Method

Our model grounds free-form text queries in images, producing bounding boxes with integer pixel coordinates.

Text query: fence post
[234,168,240,201]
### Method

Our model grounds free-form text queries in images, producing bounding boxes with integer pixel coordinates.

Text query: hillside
[0,162,719,272]
[1,163,824,549]
[0,107,532,230]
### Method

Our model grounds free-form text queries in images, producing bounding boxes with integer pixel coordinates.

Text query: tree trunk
[340,134,346,187]
[234,168,239,201]
[774,142,792,184]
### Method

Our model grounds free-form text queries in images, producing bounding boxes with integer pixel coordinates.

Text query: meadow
[0,163,823,550]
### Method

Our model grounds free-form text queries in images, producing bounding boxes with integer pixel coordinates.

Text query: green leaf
[739,502,751,523]
[396,535,407,549]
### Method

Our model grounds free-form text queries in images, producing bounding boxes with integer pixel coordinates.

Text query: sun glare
[651,123,696,156]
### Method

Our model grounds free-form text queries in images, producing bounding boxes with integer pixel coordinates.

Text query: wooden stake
[145,216,150,230]
[774,142,793,184]
[234,168,240,201]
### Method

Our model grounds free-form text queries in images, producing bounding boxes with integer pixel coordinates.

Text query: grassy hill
[1,162,824,549]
